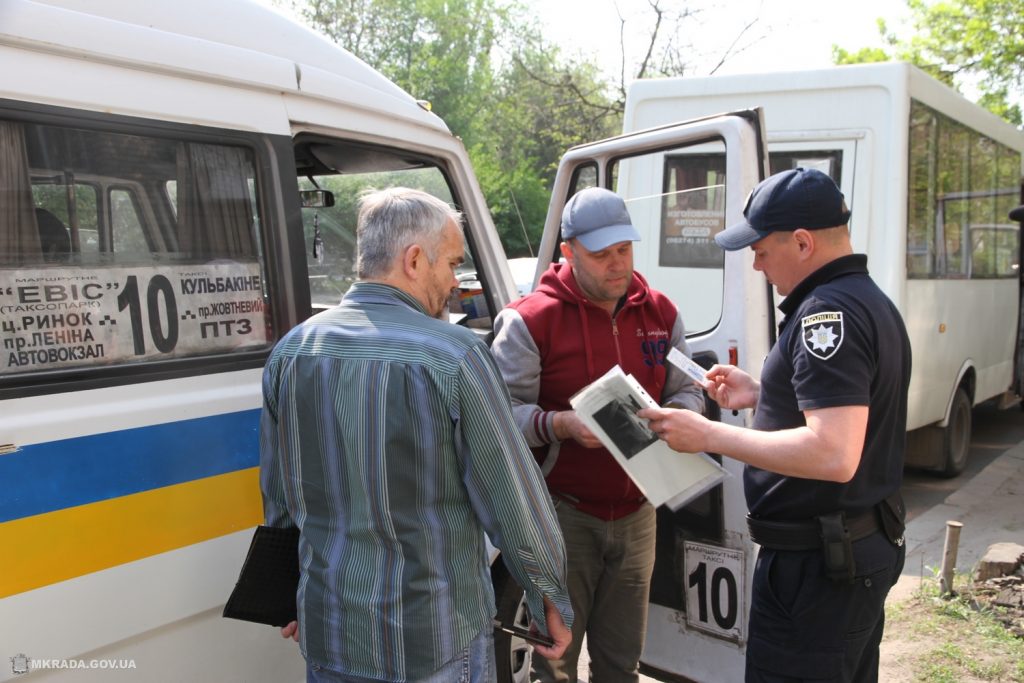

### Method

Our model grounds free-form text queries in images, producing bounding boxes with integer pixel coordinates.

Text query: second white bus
[526,62,1023,681]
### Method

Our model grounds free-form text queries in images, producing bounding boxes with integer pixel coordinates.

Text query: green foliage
[832,46,889,65]
[469,22,619,254]
[893,571,1024,682]
[918,647,962,683]
[287,0,620,255]
[489,35,619,180]
[469,144,549,258]
[835,0,1023,125]
[294,0,501,143]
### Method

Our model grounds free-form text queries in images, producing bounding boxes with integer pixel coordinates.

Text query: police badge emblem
[801,312,843,360]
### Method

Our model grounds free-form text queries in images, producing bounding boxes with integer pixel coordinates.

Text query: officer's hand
[280,620,299,642]
[638,406,711,454]
[705,364,759,410]
[553,411,602,448]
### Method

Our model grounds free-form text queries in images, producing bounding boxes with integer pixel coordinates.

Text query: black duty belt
[747,509,881,552]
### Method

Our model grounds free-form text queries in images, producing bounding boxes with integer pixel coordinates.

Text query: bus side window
[0,121,42,262]
[0,112,274,380]
[293,137,481,322]
[110,188,151,257]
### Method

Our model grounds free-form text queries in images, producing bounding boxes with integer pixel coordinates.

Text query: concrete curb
[888,441,1024,603]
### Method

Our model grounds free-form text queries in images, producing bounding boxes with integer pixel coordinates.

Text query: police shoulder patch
[801,311,843,360]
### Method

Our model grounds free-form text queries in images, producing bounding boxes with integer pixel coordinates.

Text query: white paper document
[667,347,710,387]
[569,365,727,510]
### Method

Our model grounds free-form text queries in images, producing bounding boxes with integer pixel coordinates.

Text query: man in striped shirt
[260,187,572,682]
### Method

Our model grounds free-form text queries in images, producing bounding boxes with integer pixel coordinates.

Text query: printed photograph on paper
[592,394,658,459]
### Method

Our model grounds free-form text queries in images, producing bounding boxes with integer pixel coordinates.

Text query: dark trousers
[745,531,905,683]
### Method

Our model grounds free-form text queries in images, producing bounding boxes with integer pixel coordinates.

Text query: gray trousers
[533,501,657,683]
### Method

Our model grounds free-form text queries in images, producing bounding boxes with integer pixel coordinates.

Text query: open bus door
[499,110,770,682]
[1014,187,1024,403]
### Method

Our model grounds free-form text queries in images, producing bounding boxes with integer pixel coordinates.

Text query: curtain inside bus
[0,121,43,263]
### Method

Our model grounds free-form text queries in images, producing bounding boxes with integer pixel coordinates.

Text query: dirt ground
[879,574,1024,682]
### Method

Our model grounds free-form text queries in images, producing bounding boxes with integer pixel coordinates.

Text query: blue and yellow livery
[1,409,262,598]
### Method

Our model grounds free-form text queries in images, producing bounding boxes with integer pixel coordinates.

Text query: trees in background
[834,0,1022,125]
[476,29,621,254]
[286,0,1019,254]
[293,0,501,151]
[288,0,619,255]
[284,0,729,256]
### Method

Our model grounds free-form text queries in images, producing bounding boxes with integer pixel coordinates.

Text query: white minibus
[0,1,768,682]
[526,62,1022,681]
[621,63,1024,478]
[0,1,519,680]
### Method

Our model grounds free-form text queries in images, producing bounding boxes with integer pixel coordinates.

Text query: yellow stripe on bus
[0,467,263,598]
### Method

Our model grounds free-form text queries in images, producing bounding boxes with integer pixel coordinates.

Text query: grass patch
[881,571,1024,682]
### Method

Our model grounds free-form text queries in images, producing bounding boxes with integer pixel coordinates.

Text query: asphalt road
[902,399,1024,522]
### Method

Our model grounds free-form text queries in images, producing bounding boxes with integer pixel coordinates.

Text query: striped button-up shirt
[259,282,571,681]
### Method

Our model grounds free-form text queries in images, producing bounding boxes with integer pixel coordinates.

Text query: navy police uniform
[744,254,912,683]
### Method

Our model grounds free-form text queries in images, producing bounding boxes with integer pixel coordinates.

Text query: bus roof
[626,62,1024,148]
[1,0,449,133]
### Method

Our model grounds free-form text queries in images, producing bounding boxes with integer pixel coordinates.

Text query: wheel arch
[939,362,976,427]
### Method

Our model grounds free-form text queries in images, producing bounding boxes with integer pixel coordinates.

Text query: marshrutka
[1,1,1020,682]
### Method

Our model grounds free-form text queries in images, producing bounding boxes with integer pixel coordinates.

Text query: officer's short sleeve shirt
[745,254,911,520]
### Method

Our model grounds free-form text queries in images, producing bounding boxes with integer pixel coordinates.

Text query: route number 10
[683,541,745,642]
[117,274,179,355]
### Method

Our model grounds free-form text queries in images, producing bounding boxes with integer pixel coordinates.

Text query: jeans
[533,501,657,683]
[306,626,495,683]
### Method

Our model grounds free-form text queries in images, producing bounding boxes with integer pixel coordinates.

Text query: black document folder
[223,525,300,627]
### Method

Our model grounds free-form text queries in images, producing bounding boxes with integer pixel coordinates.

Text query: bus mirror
[300,189,335,208]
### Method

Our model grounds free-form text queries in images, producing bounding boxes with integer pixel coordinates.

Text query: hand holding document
[569,365,727,510]
[223,525,299,627]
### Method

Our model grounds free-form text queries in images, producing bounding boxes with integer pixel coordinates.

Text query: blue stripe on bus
[0,409,260,523]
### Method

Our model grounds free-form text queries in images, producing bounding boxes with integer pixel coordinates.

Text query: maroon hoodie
[493,262,701,520]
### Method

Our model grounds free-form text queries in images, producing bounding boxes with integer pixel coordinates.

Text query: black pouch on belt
[817,511,856,583]
[878,491,906,547]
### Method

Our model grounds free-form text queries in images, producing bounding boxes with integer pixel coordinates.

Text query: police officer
[640,168,911,683]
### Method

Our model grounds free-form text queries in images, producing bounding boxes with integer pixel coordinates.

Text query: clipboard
[222,525,300,627]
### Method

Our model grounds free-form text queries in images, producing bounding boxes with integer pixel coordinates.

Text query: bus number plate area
[683,540,745,643]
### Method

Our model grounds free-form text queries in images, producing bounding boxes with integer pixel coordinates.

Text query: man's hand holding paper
[569,365,726,510]
[704,364,760,411]
[553,410,603,448]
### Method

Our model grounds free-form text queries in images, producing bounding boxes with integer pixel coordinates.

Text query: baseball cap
[561,187,641,252]
[1010,204,1024,223]
[715,167,852,251]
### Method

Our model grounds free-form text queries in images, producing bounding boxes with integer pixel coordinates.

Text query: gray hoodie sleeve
[491,307,559,447]
[661,313,705,414]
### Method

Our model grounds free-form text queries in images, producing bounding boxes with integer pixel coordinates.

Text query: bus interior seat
[35,207,71,262]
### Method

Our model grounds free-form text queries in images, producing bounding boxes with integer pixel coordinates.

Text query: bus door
[532,111,770,682]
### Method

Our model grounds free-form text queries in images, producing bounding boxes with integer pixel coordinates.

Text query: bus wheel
[493,569,533,683]
[938,387,972,478]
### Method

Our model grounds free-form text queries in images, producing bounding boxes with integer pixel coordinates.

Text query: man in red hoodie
[491,187,704,682]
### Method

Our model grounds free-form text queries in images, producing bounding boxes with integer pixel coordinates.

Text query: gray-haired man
[260,187,573,682]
